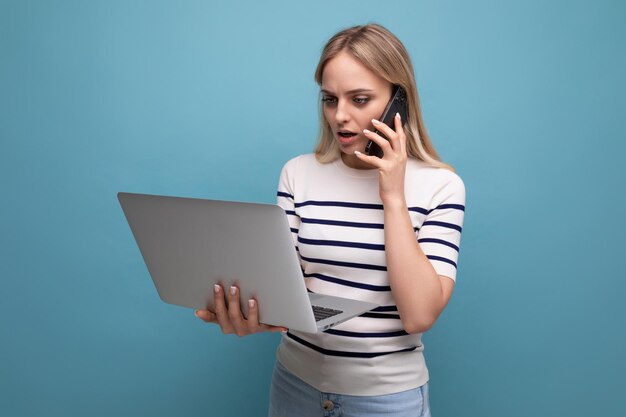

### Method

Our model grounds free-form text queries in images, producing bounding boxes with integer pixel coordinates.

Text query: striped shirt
[275,153,466,396]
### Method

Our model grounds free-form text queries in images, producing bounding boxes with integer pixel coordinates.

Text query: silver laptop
[118,192,378,333]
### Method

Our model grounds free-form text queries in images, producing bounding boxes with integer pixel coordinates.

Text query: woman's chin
[337,137,365,154]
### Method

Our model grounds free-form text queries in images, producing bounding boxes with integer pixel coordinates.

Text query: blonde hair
[314,23,453,171]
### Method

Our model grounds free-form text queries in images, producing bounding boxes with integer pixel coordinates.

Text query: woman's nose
[334,100,350,123]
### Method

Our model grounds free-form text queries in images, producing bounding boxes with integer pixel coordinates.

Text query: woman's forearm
[383,200,444,334]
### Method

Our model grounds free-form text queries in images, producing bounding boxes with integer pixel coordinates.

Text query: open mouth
[338,131,357,138]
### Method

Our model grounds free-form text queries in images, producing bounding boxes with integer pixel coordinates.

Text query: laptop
[117,192,378,333]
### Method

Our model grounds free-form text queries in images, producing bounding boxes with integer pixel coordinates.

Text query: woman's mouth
[337,130,358,144]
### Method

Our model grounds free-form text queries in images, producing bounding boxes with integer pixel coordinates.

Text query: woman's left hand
[355,112,407,206]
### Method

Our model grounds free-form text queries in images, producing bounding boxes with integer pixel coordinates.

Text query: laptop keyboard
[312,305,343,322]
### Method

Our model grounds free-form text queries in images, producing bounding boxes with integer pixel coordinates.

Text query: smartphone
[364,85,408,158]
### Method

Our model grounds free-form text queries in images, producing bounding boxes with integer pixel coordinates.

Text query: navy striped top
[275,154,465,396]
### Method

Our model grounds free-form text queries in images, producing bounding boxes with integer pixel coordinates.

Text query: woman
[196,23,465,417]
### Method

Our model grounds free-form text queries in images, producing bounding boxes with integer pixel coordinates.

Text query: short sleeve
[276,158,301,251]
[417,173,466,282]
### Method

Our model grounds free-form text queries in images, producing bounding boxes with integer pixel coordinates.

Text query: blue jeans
[268,360,432,417]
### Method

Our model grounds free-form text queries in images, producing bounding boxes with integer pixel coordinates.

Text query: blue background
[1,0,625,416]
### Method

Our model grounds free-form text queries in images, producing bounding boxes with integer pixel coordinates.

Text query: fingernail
[248,299,255,308]
[395,112,401,120]
[230,286,237,296]
[354,151,362,155]
[371,119,379,124]
[363,128,371,134]
[214,284,220,293]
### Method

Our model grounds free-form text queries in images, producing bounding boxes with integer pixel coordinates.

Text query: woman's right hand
[194,284,288,336]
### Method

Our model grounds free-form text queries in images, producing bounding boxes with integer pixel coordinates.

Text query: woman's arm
[355,113,459,334]
[383,199,455,334]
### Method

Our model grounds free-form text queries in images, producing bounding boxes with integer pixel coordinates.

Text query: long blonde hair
[314,23,453,171]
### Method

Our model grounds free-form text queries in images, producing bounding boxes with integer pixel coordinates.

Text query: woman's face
[321,50,393,169]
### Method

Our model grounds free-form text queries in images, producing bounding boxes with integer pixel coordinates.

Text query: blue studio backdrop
[1,1,625,416]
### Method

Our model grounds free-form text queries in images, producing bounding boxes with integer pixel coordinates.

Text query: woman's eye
[354,97,369,104]
[321,96,337,104]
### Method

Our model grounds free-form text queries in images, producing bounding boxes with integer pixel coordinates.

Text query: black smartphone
[364,85,408,158]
